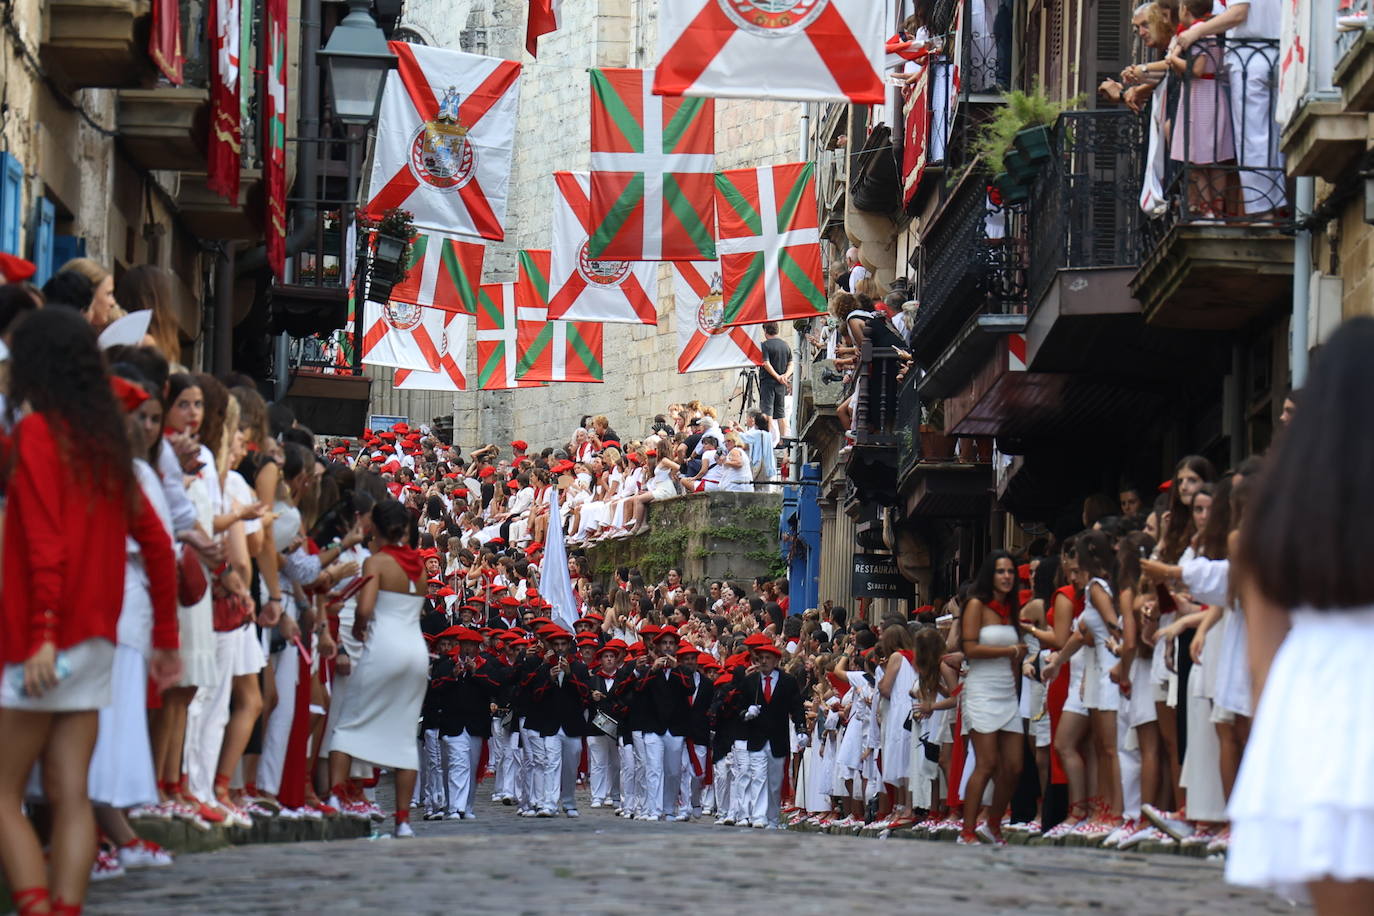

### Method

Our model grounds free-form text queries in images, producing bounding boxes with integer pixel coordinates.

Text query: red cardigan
[1,412,179,665]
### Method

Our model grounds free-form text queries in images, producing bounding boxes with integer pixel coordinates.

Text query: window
[0,152,23,256]
[30,198,55,285]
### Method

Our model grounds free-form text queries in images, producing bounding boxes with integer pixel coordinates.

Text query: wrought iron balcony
[845,342,913,507]
[287,334,361,377]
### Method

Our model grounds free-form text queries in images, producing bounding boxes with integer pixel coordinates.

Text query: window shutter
[0,153,23,256]
[31,198,55,285]
[53,234,87,268]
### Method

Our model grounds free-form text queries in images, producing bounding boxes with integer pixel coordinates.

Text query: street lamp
[319,0,397,125]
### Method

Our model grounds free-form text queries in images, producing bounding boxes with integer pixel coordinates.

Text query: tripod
[731,367,759,426]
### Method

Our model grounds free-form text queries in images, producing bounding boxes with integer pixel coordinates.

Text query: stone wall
[392,0,808,452]
[582,490,784,594]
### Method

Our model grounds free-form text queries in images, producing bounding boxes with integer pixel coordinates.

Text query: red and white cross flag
[674,261,763,374]
[476,282,545,390]
[394,313,469,391]
[653,0,886,104]
[548,171,659,325]
[365,42,521,241]
[714,162,827,327]
[361,299,446,371]
[588,68,717,262]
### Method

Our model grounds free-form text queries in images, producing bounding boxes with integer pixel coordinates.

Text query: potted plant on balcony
[357,207,417,303]
[973,84,1080,194]
[918,400,955,462]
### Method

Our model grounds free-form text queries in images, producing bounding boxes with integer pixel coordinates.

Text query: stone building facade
[389,0,808,450]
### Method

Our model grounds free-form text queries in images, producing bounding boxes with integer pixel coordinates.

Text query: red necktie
[764,674,773,702]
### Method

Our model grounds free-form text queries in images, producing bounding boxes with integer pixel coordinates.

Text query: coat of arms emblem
[720,0,828,36]
[410,86,476,190]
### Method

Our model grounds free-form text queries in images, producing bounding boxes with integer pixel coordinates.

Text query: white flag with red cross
[653,0,886,104]
[365,42,521,241]
[548,171,659,325]
[361,299,447,371]
[674,262,763,374]
[394,313,469,391]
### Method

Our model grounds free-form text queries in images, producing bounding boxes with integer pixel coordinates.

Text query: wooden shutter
[1089,0,1132,108]
[0,153,22,256]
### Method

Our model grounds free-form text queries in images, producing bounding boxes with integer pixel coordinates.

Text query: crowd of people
[0,243,1370,916]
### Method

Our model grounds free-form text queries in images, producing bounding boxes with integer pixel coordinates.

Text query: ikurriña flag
[388,233,484,316]
[476,282,545,390]
[589,68,716,262]
[516,250,604,384]
[714,162,827,327]
[653,0,886,104]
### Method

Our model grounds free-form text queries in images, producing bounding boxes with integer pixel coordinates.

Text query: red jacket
[1,412,178,664]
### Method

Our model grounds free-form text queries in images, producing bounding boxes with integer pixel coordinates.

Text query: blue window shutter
[0,153,22,256]
[52,234,86,267]
[31,198,55,285]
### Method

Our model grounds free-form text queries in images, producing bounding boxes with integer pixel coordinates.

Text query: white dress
[962,625,1021,734]
[1227,606,1374,901]
[716,449,755,492]
[327,588,428,772]
[877,655,915,787]
[176,459,219,688]
[1080,578,1120,712]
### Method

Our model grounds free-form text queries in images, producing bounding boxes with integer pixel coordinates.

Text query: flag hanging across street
[525,0,562,57]
[360,299,446,371]
[394,313,469,391]
[388,233,483,315]
[588,68,716,262]
[515,250,604,384]
[714,161,827,327]
[548,171,659,325]
[476,282,545,390]
[653,0,886,104]
[264,0,288,278]
[207,0,241,204]
[674,261,763,374]
[366,42,521,241]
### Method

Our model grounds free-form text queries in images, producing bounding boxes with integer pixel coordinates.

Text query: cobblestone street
[89,785,1300,915]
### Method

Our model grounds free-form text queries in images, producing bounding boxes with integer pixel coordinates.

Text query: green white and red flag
[548,171,658,325]
[515,250,604,384]
[394,313,468,391]
[264,0,288,277]
[714,162,827,327]
[476,282,545,390]
[588,68,716,262]
[388,233,483,316]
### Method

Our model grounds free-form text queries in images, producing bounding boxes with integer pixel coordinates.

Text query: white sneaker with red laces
[119,839,173,869]
[90,847,126,881]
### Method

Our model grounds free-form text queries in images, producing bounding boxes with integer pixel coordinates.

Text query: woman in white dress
[716,432,755,493]
[957,550,1025,846]
[330,499,429,838]
[1227,318,1374,913]
[874,624,916,826]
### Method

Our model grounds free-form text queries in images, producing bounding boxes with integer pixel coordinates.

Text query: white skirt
[1,638,115,712]
[226,623,266,677]
[1227,607,1374,901]
[177,589,218,688]
[89,645,158,807]
[1214,606,1252,718]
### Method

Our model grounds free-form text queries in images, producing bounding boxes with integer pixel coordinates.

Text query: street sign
[368,414,409,433]
[852,553,915,600]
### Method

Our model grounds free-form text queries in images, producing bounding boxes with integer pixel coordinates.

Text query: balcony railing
[1146,37,1290,249]
[1029,109,1145,309]
[911,166,1027,364]
[287,333,361,376]
[966,0,1013,94]
[852,343,908,449]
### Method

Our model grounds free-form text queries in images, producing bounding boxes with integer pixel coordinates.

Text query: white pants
[619,739,640,814]
[679,741,707,815]
[256,648,297,796]
[443,731,483,816]
[422,729,445,813]
[658,732,684,817]
[559,735,581,810]
[587,734,620,804]
[183,630,234,801]
[490,717,519,800]
[728,741,753,823]
[639,731,666,818]
[744,748,785,827]
[1225,45,1284,215]
[518,725,539,810]
[713,750,733,817]
[1117,710,1142,820]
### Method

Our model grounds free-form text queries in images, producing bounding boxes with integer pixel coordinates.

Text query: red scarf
[380,544,423,582]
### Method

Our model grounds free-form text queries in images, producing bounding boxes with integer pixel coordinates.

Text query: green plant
[970,84,1083,174]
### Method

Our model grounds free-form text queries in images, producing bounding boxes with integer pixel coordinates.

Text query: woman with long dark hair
[0,309,180,916]
[957,550,1025,845]
[330,499,429,837]
[1226,317,1374,912]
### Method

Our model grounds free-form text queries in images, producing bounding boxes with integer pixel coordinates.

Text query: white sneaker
[90,848,126,881]
[564,808,580,818]
[750,819,766,829]
[1118,824,1164,850]
[590,799,603,809]
[394,821,415,838]
[1142,804,1194,842]
[634,813,657,822]
[118,839,173,869]
[673,812,690,822]
[714,817,731,825]
[537,808,556,818]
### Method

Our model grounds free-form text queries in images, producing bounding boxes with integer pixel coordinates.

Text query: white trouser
[713,750,733,817]
[1117,711,1142,820]
[518,725,539,810]
[184,630,234,801]
[491,717,519,800]
[681,741,706,814]
[1225,45,1283,215]
[745,749,786,827]
[422,729,445,813]
[630,731,651,816]
[728,741,753,823]
[587,734,620,804]
[658,733,684,816]
[639,731,666,818]
[256,648,297,796]
[443,731,483,816]
[619,739,640,813]
[559,734,581,810]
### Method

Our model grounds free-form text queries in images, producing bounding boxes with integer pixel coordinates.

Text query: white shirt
[1228,0,1280,40]
[848,263,869,292]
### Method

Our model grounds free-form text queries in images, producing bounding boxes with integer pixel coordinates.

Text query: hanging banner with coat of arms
[394,313,469,391]
[366,42,522,241]
[548,171,659,325]
[207,0,241,204]
[360,299,448,371]
[653,0,886,104]
[674,261,763,374]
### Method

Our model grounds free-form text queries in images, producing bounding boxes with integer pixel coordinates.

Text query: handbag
[211,576,252,632]
[177,546,208,607]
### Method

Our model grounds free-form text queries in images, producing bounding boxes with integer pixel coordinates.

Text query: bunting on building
[366,43,521,241]
[264,0,288,277]
[714,162,827,326]
[674,261,763,374]
[588,68,716,262]
[653,0,886,104]
[394,313,469,391]
[515,250,604,384]
[207,0,241,204]
[548,171,658,325]
[388,233,483,315]
[476,282,545,390]
[360,299,446,371]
